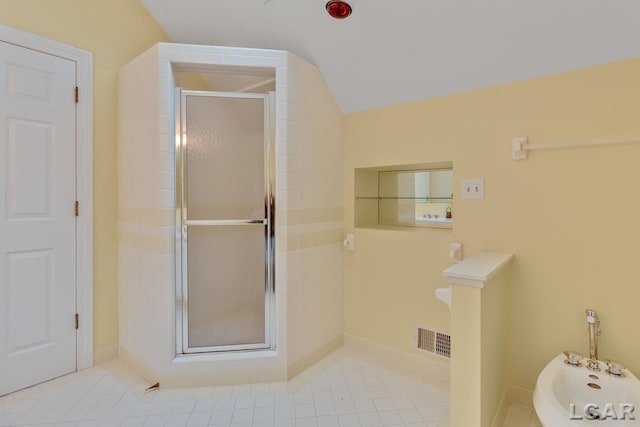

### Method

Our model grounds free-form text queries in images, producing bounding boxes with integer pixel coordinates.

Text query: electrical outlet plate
[462,179,484,200]
[449,242,462,263]
[343,234,355,251]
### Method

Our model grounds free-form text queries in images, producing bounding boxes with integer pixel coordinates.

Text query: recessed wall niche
[354,162,453,229]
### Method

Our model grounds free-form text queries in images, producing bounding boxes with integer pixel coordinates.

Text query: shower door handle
[185,219,267,226]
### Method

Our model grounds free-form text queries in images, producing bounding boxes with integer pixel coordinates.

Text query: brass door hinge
[75,86,79,103]
[75,201,79,217]
[75,313,79,330]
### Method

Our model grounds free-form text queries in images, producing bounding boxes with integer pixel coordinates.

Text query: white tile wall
[117,44,166,375]
[283,53,344,370]
[118,43,344,386]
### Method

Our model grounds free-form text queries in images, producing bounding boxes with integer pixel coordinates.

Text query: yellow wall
[0,0,171,350]
[480,268,509,427]
[4,2,640,390]
[345,57,640,389]
[450,286,481,426]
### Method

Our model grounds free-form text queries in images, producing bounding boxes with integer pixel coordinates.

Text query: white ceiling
[141,0,640,114]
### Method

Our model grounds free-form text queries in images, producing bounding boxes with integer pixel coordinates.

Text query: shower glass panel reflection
[176,90,275,354]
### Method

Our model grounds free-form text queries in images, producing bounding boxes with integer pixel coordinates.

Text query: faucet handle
[563,350,583,367]
[604,359,625,377]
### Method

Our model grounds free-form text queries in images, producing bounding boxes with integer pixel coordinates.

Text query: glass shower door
[176,90,274,353]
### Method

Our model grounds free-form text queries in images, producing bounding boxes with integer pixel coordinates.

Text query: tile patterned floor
[0,347,450,427]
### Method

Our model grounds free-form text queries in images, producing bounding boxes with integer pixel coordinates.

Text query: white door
[0,41,77,396]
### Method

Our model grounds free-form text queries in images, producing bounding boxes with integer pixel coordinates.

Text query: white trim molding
[508,384,534,409]
[0,25,94,370]
[490,388,509,427]
[344,333,450,381]
[94,345,119,364]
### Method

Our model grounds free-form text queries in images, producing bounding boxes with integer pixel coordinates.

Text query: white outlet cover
[462,179,485,200]
[343,234,355,251]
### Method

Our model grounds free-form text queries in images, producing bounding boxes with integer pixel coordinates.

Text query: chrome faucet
[586,309,601,371]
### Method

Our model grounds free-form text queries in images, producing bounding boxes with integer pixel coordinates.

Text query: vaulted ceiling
[141,0,640,113]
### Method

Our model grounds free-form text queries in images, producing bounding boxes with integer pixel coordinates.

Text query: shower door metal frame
[175,89,276,355]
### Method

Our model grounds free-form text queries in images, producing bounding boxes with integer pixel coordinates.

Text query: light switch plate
[462,179,484,200]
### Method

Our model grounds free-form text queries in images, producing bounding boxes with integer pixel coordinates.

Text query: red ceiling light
[326,0,352,19]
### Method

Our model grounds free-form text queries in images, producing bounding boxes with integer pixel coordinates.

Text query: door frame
[174,89,276,355]
[0,25,94,370]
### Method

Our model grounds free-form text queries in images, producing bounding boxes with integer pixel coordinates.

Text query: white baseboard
[118,346,161,385]
[508,384,534,409]
[343,333,449,381]
[491,388,509,427]
[93,344,119,364]
[97,336,450,388]
[485,385,534,427]
[288,335,344,378]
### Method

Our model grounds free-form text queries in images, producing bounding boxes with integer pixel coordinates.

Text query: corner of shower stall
[117,42,344,387]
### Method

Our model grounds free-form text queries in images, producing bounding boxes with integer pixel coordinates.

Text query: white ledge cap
[443,251,514,288]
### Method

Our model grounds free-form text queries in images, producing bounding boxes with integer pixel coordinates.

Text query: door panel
[187,226,266,349]
[6,62,54,103]
[6,118,52,218]
[0,41,77,396]
[6,250,53,356]
[185,95,266,220]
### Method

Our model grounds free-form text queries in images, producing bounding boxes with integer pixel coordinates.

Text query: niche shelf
[355,161,453,230]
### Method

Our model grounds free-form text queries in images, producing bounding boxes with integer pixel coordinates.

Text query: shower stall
[175,90,275,354]
[117,43,344,387]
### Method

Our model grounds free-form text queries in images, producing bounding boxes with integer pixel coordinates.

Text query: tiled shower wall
[117,45,170,380]
[117,43,344,386]
[282,54,344,373]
